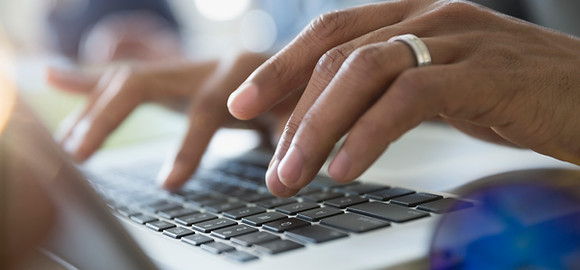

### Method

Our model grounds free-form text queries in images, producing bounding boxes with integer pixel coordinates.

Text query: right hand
[48,53,297,190]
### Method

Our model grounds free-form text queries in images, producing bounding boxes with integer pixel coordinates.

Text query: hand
[48,53,295,190]
[227,0,580,197]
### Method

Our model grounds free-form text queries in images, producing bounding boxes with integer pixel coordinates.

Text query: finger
[161,96,226,191]
[46,67,98,93]
[443,118,518,147]
[58,67,125,144]
[328,62,498,182]
[272,38,456,192]
[227,1,410,120]
[62,70,144,161]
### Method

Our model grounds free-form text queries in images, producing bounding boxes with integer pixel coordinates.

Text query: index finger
[227,1,409,120]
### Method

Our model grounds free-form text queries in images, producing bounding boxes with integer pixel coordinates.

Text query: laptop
[4,93,578,269]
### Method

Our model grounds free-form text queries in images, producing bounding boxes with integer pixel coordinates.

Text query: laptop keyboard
[88,158,473,263]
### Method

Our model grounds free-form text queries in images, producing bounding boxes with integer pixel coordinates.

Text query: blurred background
[0,0,578,149]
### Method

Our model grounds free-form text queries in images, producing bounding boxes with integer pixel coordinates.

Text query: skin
[227,0,580,197]
[48,53,297,191]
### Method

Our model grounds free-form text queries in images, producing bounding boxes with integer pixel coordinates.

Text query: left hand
[227,0,580,197]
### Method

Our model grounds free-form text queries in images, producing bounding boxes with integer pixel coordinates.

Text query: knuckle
[263,55,287,84]
[308,10,350,42]
[346,45,386,73]
[315,45,352,79]
[440,1,478,16]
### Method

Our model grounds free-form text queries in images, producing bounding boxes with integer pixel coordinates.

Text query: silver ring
[387,34,432,67]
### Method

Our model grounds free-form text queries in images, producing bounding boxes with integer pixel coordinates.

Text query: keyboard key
[242,212,287,226]
[163,227,195,239]
[311,176,357,188]
[295,186,323,196]
[231,231,280,247]
[239,193,275,203]
[224,250,259,263]
[205,201,247,213]
[146,220,176,231]
[390,192,443,207]
[142,201,181,213]
[175,213,217,226]
[286,225,348,243]
[321,213,390,233]
[255,239,304,255]
[158,208,198,219]
[211,224,258,240]
[417,198,474,214]
[365,187,415,201]
[255,198,298,209]
[348,202,429,223]
[302,191,345,202]
[336,183,389,195]
[324,196,368,208]
[223,206,267,219]
[192,218,237,233]
[182,234,214,246]
[130,214,158,224]
[276,202,319,215]
[201,242,236,254]
[297,207,344,222]
[117,207,140,217]
[263,218,310,233]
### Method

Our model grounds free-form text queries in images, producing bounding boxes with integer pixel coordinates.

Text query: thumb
[46,67,98,93]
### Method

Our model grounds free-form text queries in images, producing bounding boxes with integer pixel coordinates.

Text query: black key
[263,218,310,233]
[224,250,259,263]
[231,231,280,247]
[131,214,158,224]
[321,213,389,233]
[239,193,275,203]
[365,187,415,201]
[286,225,348,244]
[302,191,345,203]
[211,225,258,240]
[146,220,176,232]
[417,198,474,214]
[163,227,195,239]
[242,212,287,226]
[142,201,181,213]
[311,175,357,188]
[324,196,368,208]
[192,218,237,233]
[276,202,319,215]
[205,201,247,213]
[255,198,298,209]
[201,242,236,254]
[390,192,443,207]
[255,239,304,255]
[175,212,217,226]
[296,186,323,196]
[158,208,198,219]
[223,206,267,219]
[336,183,389,195]
[186,194,226,207]
[297,207,343,222]
[182,234,214,246]
[117,207,140,217]
[348,202,429,223]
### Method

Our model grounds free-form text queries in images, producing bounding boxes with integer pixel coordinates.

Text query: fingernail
[162,163,186,191]
[329,149,351,182]
[227,83,258,118]
[63,119,90,161]
[266,159,295,197]
[278,145,304,187]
